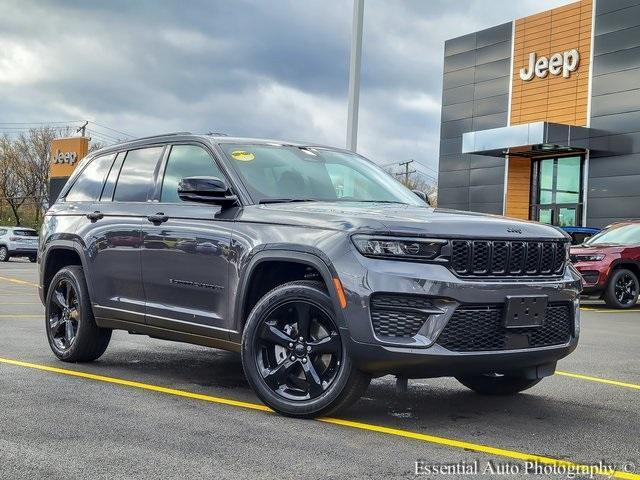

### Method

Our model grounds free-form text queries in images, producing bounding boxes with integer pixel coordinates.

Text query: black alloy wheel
[48,278,80,352]
[45,266,112,362]
[604,268,639,309]
[242,280,370,418]
[614,272,638,306]
[255,300,342,401]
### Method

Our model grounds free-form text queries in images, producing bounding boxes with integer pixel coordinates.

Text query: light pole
[346,0,364,152]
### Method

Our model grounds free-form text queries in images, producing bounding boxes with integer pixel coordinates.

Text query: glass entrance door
[531,156,583,227]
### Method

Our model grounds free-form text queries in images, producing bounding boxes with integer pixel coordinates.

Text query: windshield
[220,144,424,206]
[584,223,640,246]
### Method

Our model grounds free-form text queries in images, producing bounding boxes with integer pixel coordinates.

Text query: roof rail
[206,131,229,136]
[125,132,192,142]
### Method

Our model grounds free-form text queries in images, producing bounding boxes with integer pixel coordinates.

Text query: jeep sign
[519,49,579,81]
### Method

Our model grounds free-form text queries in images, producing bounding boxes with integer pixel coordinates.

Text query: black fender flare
[233,246,347,334]
[40,238,92,301]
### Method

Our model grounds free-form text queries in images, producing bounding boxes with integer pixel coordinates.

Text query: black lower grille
[370,294,432,338]
[436,303,573,352]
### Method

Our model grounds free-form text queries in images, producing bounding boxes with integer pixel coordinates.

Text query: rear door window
[65,154,116,202]
[12,230,38,237]
[113,147,164,202]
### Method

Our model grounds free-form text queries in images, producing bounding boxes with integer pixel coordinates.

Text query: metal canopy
[462,122,591,157]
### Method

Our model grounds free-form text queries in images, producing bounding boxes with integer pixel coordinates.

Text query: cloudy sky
[0,0,570,180]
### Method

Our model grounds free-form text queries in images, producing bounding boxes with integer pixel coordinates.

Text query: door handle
[86,211,104,222]
[147,213,169,224]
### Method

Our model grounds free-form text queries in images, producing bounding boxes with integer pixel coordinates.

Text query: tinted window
[65,154,116,202]
[161,145,224,203]
[0,229,7,236]
[113,147,163,202]
[13,229,38,237]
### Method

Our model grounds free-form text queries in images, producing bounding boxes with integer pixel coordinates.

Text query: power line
[87,121,135,138]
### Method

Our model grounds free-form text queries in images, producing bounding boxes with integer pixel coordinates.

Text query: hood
[570,244,627,254]
[239,202,567,239]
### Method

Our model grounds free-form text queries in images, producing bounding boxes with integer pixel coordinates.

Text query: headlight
[570,254,605,262]
[352,235,446,260]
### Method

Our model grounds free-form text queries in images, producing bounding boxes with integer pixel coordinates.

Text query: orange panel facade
[510,0,592,127]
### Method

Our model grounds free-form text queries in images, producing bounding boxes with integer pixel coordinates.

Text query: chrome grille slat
[451,240,567,278]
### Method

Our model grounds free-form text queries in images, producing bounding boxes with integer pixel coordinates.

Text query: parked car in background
[570,221,640,308]
[561,226,600,245]
[0,226,39,262]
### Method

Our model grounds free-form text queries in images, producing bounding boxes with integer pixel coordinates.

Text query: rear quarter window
[65,153,116,202]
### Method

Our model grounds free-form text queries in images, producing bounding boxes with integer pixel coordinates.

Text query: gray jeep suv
[39,133,581,418]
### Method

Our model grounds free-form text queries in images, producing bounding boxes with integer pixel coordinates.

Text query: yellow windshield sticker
[230,150,255,162]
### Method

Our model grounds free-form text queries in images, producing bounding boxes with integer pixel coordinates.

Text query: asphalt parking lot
[0,260,638,479]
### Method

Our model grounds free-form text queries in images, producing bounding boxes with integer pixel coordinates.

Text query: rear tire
[241,280,370,418]
[456,374,541,395]
[603,268,639,309]
[0,246,9,262]
[45,266,112,362]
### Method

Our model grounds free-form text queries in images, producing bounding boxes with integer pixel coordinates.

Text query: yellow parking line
[0,275,39,288]
[0,357,636,480]
[0,302,42,305]
[556,371,640,391]
[581,308,640,314]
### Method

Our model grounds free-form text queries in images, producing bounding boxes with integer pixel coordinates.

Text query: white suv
[0,227,39,262]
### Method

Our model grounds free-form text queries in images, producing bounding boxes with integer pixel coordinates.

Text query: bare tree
[0,136,33,226]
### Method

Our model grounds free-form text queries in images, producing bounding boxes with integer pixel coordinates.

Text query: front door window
[532,156,583,227]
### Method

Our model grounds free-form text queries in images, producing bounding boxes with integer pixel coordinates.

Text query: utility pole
[395,159,416,185]
[346,0,364,152]
[76,121,88,137]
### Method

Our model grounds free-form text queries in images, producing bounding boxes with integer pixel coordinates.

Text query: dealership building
[438,0,640,228]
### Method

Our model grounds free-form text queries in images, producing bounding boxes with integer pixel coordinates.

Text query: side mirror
[177,177,238,206]
[412,189,431,206]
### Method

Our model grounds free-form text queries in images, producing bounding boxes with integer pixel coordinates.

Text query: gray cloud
[0,0,570,176]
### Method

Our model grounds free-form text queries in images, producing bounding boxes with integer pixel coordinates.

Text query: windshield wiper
[335,199,410,205]
[259,198,317,204]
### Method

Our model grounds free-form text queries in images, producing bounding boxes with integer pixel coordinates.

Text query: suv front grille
[436,303,573,352]
[451,240,567,277]
[370,294,432,338]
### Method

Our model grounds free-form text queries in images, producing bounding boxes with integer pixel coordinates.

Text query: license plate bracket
[503,295,547,328]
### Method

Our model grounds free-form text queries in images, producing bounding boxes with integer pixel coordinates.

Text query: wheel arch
[40,240,90,304]
[234,248,346,334]
[608,259,640,282]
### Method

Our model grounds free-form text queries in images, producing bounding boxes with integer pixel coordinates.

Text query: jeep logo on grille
[507,228,523,234]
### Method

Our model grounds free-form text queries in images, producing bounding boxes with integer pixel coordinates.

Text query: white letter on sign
[519,52,536,81]
[563,49,579,78]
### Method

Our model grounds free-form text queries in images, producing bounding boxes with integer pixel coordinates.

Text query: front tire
[456,374,541,395]
[241,280,370,418]
[603,268,639,309]
[45,266,112,362]
[0,246,9,262]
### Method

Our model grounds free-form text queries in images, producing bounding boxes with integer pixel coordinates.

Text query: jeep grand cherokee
[38,133,581,418]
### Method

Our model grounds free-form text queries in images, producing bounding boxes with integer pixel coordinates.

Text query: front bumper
[336,255,582,378]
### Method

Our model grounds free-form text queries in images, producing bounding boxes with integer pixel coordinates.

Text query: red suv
[570,222,640,308]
